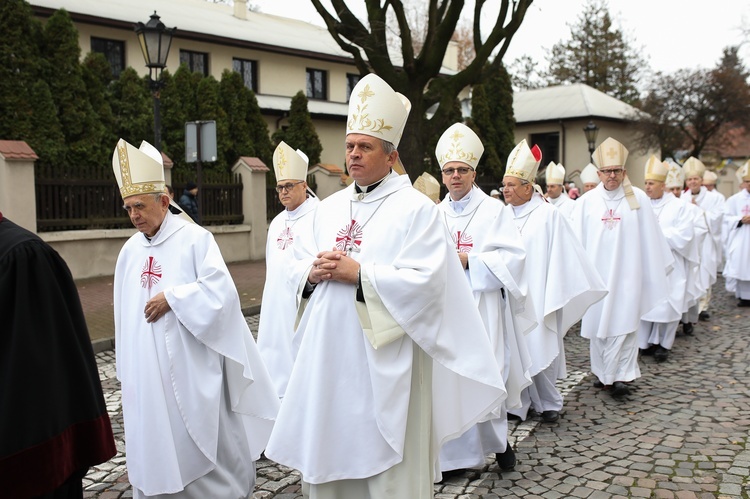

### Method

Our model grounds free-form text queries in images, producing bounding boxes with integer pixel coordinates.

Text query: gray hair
[382,140,397,155]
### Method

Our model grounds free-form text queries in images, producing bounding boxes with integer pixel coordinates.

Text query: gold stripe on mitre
[113,139,165,199]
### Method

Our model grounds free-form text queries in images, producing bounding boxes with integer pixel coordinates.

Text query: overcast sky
[251,0,750,75]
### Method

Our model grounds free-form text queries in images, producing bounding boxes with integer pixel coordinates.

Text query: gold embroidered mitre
[644,155,668,182]
[682,157,706,179]
[664,161,685,188]
[702,170,718,185]
[593,137,629,170]
[112,138,166,199]
[580,163,601,185]
[273,141,309,182]
[435,123,484,170]
[738,160,750,182]
[347,73,411,147]
[413,172,441,203]
[505,139,542,182]
[545,161,566,185]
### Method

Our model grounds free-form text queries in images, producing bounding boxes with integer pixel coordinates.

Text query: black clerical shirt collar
[354,170,392,194]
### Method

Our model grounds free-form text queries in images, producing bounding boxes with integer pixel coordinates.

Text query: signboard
[185,120,217,163]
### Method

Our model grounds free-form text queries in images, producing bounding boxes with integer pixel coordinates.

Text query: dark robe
[0,213,116,498]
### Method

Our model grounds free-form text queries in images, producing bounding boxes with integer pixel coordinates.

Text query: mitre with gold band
[545,161,566,185]
[435,123,484,170]
[505,139,542,182]
[580,163,600,185]
[593,137,629,170]
[413,172,441,203]
[682,157,706,178]
[273,140,309,182]
[347,73,410,175]
[644,155,668,182]
[664,160,685,189]
[112,138,166,199]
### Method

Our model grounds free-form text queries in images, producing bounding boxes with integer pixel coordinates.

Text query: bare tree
[309,0,534,177]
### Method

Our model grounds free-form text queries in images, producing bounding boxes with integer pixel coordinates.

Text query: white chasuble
[723,189,750,295]
[681,201,710,309]
[264,173,506,484]
[511,194,607,377]
[569,184,673,339]
[114,213,279,496]
[682,187,723,281]
[548,191,575,221]
[257,196,319,399]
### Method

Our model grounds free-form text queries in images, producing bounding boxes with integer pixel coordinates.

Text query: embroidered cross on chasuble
[335,219,363,254]
[742,204,750,217]
[277,227,294,250]
[601,209,621,230]
[140,256,162,289]
[454,230,474,253]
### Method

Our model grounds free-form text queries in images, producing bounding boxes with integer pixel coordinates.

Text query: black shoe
[496,445,516,471]
[611,381,630,397]
[654,346,669,362]
[438,468,467,482]
[682,322,694,335]
[593,379,604,388]
[699,311,710,320]
[739,299,750,307]
[507,412,522,421]
[640,345,656,356]
[542,410,560,423]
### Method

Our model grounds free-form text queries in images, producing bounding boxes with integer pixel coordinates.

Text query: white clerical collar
[603,184,624,200]
[650,196,667,208]
[449,189,473,215]
[286,198,309,218]
[145,210,172,244]
[511,199,530,217]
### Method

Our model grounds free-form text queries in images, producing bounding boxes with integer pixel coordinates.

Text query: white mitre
[273,141,309,182]
[112,138,166,199]
[413,172,441,203]
[347,73,411,148]
[703,170,718,185]
[738,160,750,182]
[682,157,706,179]
[545,161,566,185]
[593,137,628,170]
[644,155,668,182]
[580,163,601,185]
[505,139,542,182]
[435,123,484,170]
[664,161,685,188]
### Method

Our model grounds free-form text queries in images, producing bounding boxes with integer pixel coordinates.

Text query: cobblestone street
[84,278,750,498]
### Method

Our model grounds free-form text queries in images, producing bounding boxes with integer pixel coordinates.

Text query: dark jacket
[179,190,199,222]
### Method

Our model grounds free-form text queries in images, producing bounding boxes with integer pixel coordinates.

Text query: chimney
[234,0,247,20]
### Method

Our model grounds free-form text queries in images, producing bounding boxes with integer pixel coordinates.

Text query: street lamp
[583,120,599,160]
[134,12,176,152]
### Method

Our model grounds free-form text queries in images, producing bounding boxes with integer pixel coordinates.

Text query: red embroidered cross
[335,219,363,253]
[277,227,293,250]
[140,256,162,289]
[455,230,473,253]
[601,209,621,230]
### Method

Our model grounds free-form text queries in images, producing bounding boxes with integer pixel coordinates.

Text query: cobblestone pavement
[85,278,750,498]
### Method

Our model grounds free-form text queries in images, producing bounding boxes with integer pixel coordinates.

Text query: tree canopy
[310,0,534,177]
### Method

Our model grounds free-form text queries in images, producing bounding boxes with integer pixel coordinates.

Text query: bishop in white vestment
[545,162,575,221]
[570,138,673,397]
[264,74,506,498]
[434,124,531,473]
[723,161,750,306]
[637,157,696,361]
[257,142,319,399]
[112,139,279,498]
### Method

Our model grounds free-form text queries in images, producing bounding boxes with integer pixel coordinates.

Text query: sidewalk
[76,259,267,351]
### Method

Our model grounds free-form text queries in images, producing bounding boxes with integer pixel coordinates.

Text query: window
[233,58,258,91]
[346,73,361,101]
[180,50,209,76]
[90,37,125,77]
[306,68,327,100]
[530,132,560,167]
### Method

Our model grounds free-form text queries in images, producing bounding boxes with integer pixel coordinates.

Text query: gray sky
[252,0,750,74]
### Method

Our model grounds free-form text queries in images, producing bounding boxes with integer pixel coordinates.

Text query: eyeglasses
[501,182,529,190]
[275,181,304,193]
[442,167,474,176]
[599,168,624,177]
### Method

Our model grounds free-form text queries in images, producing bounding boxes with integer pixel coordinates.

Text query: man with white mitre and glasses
[569,137,673,398]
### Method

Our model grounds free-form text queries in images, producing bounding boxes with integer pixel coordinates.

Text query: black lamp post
[134,12,175,152]
[583,120,599,160]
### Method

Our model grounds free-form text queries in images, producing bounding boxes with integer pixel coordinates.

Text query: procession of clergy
[111,73,750,498]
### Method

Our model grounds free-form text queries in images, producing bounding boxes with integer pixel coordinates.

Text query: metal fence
[35,164,243,232]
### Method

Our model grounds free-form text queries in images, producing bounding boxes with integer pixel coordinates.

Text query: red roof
[237,156,269,172]
[0,141,38,160]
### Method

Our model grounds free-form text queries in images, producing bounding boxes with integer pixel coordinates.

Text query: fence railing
[35,165,244,232]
